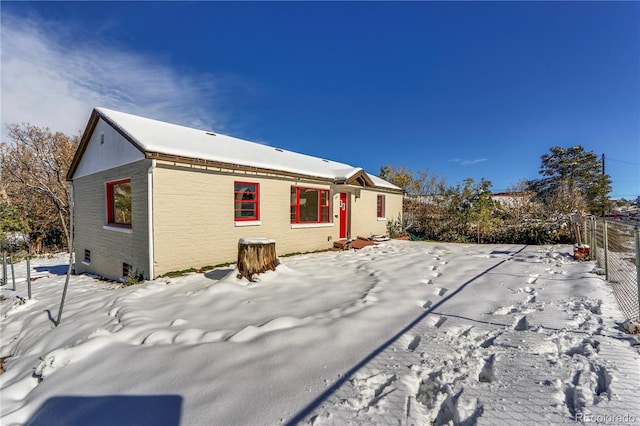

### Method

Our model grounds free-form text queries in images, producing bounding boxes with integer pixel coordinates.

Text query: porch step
[333,237,378,250]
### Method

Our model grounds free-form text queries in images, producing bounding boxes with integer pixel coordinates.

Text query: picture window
[291,186,331,224]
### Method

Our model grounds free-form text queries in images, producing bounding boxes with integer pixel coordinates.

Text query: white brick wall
[73,160,150,280]
[152,164,402,276]
[153,165,338,275]
[74,159,403,279]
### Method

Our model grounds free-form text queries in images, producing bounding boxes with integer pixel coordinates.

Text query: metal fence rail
[583,218,640,321]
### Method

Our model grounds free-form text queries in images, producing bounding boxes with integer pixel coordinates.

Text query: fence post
[27,256,32,299]
[602,219,609,281]
[635,225,639,320]
[10,255,16,291]
[57,257,74,326]
[591,217,598,262]
[1,252,6,286]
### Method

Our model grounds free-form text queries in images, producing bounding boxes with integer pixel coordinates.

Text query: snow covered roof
[68,107,401,191]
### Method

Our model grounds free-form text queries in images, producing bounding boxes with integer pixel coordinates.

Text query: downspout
[69,184,75,271]
[147,160,156,279]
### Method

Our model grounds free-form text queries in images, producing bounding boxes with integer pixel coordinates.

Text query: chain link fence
[582,218,640,320]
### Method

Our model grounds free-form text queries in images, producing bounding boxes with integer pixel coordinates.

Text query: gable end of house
[67,109,147,181]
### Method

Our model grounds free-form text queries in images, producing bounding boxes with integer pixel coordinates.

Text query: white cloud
[1,12,223,142]
[450,158,488,166]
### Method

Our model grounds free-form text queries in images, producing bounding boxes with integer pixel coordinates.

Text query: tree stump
[237,238,279,282]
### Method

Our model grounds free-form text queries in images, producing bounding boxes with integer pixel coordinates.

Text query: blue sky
[2,2,638,198]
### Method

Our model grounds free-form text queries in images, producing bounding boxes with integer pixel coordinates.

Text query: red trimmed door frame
[339,192,350,239]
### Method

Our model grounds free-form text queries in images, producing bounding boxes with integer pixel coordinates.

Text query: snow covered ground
[1,240,639,425]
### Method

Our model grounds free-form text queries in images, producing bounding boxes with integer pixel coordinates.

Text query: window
[377,195,386,218]
[84,249,91,264]
[106,179,132,227]
[291,187,330,224]
[234,182,260,221]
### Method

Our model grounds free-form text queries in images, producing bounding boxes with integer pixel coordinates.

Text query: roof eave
[66,109,99,181]
[146,152,337,184]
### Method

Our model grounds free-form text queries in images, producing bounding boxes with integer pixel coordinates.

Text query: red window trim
[377,194,385,218]
[290,186,331,224]
[234,181,260,221]
[106,178,132,228]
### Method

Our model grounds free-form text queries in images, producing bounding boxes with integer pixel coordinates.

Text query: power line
[607,157,640,166]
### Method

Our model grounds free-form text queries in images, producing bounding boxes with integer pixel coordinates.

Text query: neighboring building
[491,192,535,208]
[67,108,403,280]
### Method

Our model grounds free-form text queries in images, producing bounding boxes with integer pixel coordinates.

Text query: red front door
[339,192,349,239]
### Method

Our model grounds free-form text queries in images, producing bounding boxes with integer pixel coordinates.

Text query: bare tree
[379,165,447,196]
[379,165,450,237]
[0,124,78,252]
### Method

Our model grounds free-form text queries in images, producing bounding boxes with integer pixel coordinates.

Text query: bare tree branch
[1,123,78,253]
